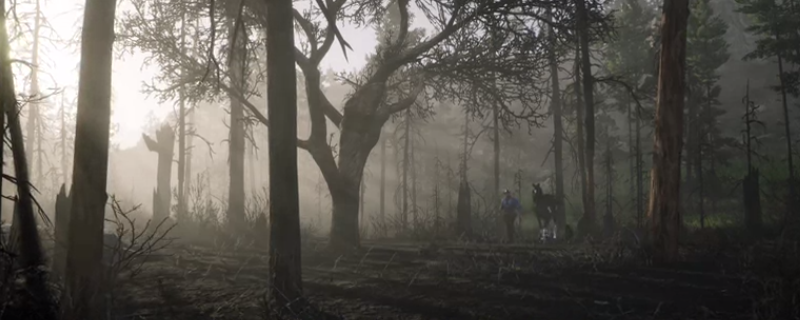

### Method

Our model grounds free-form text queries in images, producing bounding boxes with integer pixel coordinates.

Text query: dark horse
[532,183,563,230]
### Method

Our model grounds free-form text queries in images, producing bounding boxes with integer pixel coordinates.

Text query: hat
[502,189,511,195]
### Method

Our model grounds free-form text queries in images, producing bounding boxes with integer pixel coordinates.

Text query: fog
[1,0,796,236]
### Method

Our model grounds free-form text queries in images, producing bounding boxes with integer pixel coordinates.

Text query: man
[499,189,523,243]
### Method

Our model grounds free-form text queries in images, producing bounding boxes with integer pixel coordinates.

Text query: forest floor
[111,234,789,320]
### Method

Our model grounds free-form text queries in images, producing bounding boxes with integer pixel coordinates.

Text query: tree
[226,0,248,235]
[575,0,599,237]
[26,0,43,186]
[266,0,303,308]
[604,0,657,226]
[684,0,729,218]
[121,0,551,250]
[546,8,567,235]
[736,0,798,217]
[0,0,57,316]
[62,0,118,317]
[648,0,689,264]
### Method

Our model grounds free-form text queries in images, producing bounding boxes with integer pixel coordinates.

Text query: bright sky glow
[23,0,377,149]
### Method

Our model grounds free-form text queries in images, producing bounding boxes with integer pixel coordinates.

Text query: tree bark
[647,0,689,264]
[227,4,247,234]
[267,0,303,306]
[62,0,117,317]
[575,0,597,236]
[573,49,589,225]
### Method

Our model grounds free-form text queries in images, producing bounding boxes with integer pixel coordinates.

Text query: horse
[532,183,563,231]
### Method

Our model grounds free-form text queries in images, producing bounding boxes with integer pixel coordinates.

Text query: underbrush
[0,196,173,320]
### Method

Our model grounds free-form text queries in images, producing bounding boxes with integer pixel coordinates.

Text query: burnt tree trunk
[266,0,303,307]
[52,184,71,281]
[227,3,247,234]
[62,0,117,317]
[143,125,175,225]
[576,0,597,236]
[0,2,57,315]
[648,0,689,264]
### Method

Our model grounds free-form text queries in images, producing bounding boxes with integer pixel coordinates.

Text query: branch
[381,81,425,115]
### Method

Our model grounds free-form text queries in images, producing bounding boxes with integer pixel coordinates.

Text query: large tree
[648,0,689,264]
[266,0,303,307]
[62,0,118,317]
[121,0,552,249]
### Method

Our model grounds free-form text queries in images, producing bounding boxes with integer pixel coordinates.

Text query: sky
[34,0,379,149]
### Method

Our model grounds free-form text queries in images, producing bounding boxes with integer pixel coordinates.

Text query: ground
[112,235,775,320]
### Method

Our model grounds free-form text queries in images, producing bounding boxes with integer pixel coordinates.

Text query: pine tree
[684,0,730,222]
[604,0,657,226]
[736,0,798,216]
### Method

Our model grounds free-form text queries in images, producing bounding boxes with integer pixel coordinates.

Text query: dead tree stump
[52,184,70,280]
[143,124,175,226]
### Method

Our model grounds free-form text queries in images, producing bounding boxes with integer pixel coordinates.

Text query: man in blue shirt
[500,189,523,243]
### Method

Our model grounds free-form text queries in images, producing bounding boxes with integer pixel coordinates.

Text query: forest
[0,0,799,319]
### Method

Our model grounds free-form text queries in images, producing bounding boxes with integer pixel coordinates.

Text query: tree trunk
[227,6,247,234]
[185,109,195,199]
[742,79,761,232]
[647,0,689,264]
[573,49,589,225]
[775,35,796,218]
[493,97,500,198]
[0,2,57,316]
[53,184,70,280]
[329,136,375,249]
[410,129,418,227]
[684,98,697,213]
[176,9,187,221]
[636,107,644,227]
[402,110,410,231]
[26,0,41,185]
[456,111,472,238]
[60,92,69,185]
[379,134,386,225]
[547,10,566,234]
[62,0,117,317]
[266,0,303,307]
[143,125,175,224]
[603,129,615,237]
[576,0,597,236]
